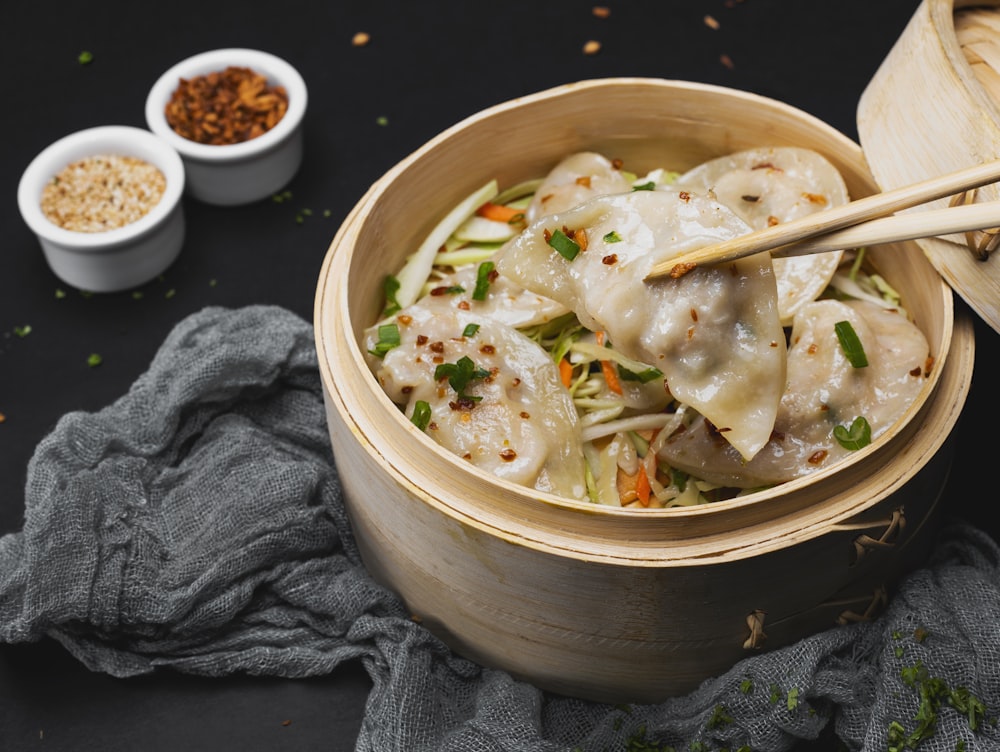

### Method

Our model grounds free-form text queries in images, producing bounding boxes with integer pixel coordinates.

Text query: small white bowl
[144,48,307,206]
[17,125,186,293]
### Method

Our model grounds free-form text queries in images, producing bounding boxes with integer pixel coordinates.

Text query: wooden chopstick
[645,158,1000,280]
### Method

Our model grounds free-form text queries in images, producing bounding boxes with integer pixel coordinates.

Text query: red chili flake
[592,5,610,18]
[416,334,429,346]
[742,195,760,203]
[575,176,593,188]
[720,53,735,69]
[479,344,496,355]
[704,14,720,29]
[611,158,624,170]
[690,308,699,322]
[499,448,518,462]
[429,341,445,353]
[602,254,618,265]
[807,343,818,355]
[808,450,828,465]
[583,40,602,55]
[397,314,413,326]
[802,192,828,206]
[519,411,530,419]
[670,262,697,278]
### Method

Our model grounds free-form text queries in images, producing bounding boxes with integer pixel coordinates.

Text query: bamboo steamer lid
[314,78,975,702]
[858,0,1000,332]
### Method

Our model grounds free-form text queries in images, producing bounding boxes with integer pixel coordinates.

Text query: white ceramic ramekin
[17,125,186,292]
[144,48,307,206]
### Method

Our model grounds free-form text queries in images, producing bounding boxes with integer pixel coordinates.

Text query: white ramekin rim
[17,125,185,250]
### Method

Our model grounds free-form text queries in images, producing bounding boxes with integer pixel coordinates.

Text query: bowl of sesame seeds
[17,124,186,293]
[144,48,307,206]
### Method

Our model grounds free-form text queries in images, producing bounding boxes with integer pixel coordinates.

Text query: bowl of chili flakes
[145,48,307,206]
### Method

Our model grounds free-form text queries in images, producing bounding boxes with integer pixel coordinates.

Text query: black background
[2,1,996,749]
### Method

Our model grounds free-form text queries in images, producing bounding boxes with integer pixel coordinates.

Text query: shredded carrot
[634,464,651,507]
[476,202,524,224]
[559,357,573,388]
[594,331,622,394]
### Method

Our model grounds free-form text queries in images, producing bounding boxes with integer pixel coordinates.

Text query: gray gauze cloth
[2,304,998,752]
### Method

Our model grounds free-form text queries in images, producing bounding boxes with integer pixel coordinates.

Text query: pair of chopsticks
[645,158,1000,280]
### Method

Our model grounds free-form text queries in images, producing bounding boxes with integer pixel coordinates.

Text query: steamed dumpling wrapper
[524,151,632,224]
[658,298,930,487]
[676,146,851,326]
[363,306,587,500]
[495,188,786,462]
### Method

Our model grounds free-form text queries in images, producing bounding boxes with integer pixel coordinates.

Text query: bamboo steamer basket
[314,78,975,703]
[858,0,1000,333]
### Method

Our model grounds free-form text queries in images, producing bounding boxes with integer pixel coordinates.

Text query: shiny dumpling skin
[676,146,850,326]
[496,189,786,461]
[416,261,569,329]
[363,305,587,500]
[657,298,930,488]
[524,151,632,224]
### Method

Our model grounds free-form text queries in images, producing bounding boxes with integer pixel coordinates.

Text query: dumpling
[496,188,786,461]
[414,260,569,329]
[676,146,851,325]
[363,305,587,500]
[657,298,930,487]
[525,151,632,223]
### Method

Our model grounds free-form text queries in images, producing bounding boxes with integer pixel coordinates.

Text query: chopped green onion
[473,261,495,301]
[87,353,103,367]
[833,416,872,450]
[78,51,93,65]
[547,229,581,261]
[13,325,31,338]
[603,230,622,243]
[834,320,868,368]
[462,323,480,338]
[632,181,655,191]
[369,323,401,358]
[435,355,490,401]
[618,364,664,383]
[411,401,432,430]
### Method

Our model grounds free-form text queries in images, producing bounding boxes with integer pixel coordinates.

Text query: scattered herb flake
[787,687,800,711]
[740,678,754,694]
[165,288,176,299]
[376,116,389,126]
[369,323,401,358]
[382,275,402,317]
[13,325,31,338]
[833,416,872,450]
[547,228,581,261]
[435,355,490,401]
[411,400,431,431]
[473,261,495,301]
[209,279,218,287]
[603,230,622,243]
[78,51,93,65]
[87,353,102,367]
[55,289,66,299]
[132,291,144,299]
[834,320,868,367]
[632,181,655,191]
[707,704,734,730]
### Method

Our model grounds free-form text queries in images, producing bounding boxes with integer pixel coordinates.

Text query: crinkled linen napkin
[2,304,999,752]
